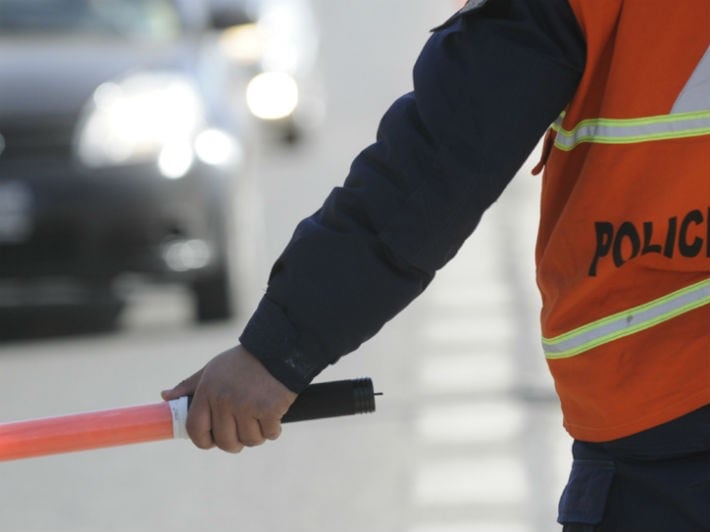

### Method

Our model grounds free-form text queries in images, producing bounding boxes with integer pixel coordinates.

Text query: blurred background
[0,1,573,531]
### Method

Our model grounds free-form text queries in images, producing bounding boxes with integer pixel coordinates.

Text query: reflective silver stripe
[672,45,710,113]
[553,45,710,150]
[543,279,710,360]
[552,111,710,151]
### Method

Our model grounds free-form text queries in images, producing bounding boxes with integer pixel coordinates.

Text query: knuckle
[185,419,201,438]
[193,436,214,450]
[240,436,265,448]
[217,441,243,454]
[186,423,213,450]
[263,426,282,441]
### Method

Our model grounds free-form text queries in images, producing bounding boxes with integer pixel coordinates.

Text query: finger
[161,369,203,401]
[185,393,215,450]
[210,406,243,454]
[259,417,282,441]
[236,417,266,447]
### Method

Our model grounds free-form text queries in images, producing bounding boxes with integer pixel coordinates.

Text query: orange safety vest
[535,0,710,442]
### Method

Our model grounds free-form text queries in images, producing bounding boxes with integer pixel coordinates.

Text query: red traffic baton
[0,378,378,462]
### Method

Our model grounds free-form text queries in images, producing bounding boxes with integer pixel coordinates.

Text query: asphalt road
[0,2,574,531]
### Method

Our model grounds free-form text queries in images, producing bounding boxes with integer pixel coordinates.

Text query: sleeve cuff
[239,296,326,393]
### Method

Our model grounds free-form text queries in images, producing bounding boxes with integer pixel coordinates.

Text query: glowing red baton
[0,378,377,462]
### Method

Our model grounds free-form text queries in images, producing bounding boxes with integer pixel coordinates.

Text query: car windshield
[0,0,184,41]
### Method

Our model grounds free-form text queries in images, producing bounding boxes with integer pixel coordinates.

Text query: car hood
[0,37,196,122]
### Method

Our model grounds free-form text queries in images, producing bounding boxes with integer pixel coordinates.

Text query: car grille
[0,223,82,276]
[0,116,75,163]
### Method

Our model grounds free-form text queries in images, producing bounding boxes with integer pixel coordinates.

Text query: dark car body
[0,0,249,323]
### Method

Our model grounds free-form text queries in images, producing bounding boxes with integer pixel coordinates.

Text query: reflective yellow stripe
[552,110,710,151]
[543,279,710,360]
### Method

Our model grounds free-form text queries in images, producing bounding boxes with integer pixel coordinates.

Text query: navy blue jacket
[240,0,586,392]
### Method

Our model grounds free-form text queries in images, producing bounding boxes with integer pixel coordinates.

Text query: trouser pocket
[557,459,615,529]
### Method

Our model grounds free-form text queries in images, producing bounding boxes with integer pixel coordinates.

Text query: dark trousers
[558,404,710,531]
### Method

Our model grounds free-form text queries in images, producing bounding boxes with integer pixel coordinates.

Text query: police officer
[163,0,710,529]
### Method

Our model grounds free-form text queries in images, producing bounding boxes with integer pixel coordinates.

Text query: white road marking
[415,400,524,445]
[413,455,528,506]
[417,352,515,394]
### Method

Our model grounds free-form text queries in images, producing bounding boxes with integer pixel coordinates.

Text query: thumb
[161,369,203,401]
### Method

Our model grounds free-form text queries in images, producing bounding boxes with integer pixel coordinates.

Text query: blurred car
[212,0,325,144]
[0,0,251,324]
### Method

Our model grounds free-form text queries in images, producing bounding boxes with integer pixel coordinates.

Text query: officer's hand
[161,345,297,452]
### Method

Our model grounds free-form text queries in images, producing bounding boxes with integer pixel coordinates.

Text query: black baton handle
[282,378,377,422]
[187,378,378,422]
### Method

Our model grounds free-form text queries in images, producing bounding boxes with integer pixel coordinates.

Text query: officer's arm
[241,0,586,392]
[163,0,587,453]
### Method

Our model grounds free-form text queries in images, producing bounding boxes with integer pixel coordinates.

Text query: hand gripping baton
[0,378,378,462]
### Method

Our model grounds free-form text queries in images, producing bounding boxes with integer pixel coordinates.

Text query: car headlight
[219,10,317,75]
[246,71,299,120]
[219,23,267,66]
[74,72,204,178]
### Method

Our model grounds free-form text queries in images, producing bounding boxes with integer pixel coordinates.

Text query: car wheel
[281,121,302,145]
[191,266,234,323]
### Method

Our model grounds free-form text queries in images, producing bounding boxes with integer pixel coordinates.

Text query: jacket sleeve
[240,0,586,392]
